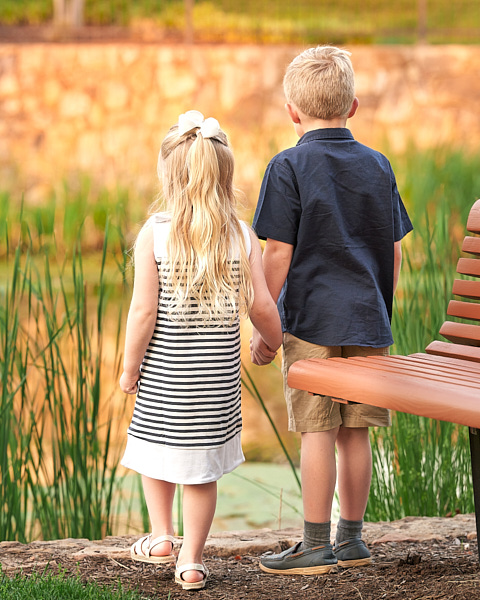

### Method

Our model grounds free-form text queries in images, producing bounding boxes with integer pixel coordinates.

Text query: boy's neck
[302,116,348,132]
[293,115,348,139]
[285,100,358,138]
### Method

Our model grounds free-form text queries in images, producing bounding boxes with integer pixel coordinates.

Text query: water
[115,461,341,535]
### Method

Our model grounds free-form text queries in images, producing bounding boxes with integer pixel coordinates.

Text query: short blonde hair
[283,46,355,120]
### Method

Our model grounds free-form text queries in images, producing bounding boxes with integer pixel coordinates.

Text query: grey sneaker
[260,541,337,575]
[333,538,372,567]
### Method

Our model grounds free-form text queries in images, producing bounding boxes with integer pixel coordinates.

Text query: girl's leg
[141,475,176,557]
[336,426,372,520]
[177,481,217,584]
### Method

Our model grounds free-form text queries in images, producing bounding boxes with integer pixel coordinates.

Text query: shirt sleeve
[390,165,414,241]
[252,158,301,245]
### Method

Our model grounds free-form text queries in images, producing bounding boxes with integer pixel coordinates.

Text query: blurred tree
[53,0,84,27]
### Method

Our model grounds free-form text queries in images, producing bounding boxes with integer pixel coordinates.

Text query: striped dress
[121,214,250,484]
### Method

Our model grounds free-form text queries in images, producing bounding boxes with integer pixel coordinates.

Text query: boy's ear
[347,97,359,119]
[285,103,301,124]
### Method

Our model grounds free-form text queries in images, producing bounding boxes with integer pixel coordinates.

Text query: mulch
[1,537,478,600]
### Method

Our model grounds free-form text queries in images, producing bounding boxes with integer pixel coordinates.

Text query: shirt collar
[297,127,354,146]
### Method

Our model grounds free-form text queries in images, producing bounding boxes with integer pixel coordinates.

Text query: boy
[251,46,413,575]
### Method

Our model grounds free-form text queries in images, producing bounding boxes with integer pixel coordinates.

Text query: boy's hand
[250,328,277,366]
[120,371,140,394]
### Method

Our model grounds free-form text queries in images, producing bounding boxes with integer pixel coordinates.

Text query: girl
[119,110,282,590]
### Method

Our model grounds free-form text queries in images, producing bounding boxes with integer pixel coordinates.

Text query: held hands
[250,327,277,366]
[120,371,140,395]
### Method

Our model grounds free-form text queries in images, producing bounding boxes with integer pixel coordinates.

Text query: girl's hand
[250,328,277,366]
[120,371,140,394]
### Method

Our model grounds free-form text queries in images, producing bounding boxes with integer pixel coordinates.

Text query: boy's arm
[393,240,402,294]
[247,231,283,352]
[251,238,293,365]
[262,238,294,302]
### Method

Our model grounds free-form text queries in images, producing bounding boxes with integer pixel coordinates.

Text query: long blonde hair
[155,121,253,321]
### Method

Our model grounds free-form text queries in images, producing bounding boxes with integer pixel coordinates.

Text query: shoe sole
[259,562,337,575]
[337,557,373,568]
[131,552,176,564]
[174,575,207,590]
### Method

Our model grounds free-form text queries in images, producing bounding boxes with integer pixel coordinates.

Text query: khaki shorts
[282,332,392,433]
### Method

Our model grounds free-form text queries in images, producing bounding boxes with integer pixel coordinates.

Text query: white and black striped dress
[121,214,250,484]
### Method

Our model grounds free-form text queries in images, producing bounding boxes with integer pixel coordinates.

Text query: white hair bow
[177,110,221,139]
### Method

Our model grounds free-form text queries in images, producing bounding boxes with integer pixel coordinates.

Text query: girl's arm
[250,236,293,365]
[119,225,159,394]
[248,230,283,361]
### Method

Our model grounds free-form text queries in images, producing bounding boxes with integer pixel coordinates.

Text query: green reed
[1,145,479,540]
[0,206,128,541]
[366,176,477,521]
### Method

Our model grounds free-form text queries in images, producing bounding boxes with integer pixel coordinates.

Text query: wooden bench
[287,198,480,561]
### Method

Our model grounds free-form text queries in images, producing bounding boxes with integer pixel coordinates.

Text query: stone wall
[1,43,479,204]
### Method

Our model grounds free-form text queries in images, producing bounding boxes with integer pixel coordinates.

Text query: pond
[115,461,340,536]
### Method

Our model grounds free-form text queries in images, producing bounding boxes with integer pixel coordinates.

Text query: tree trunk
[185,0,194,44]
[53,0,85,28]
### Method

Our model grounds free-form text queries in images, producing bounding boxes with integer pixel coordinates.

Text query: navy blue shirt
[252,127,413,347]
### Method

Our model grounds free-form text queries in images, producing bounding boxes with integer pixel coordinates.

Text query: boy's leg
[258,333,341,575]
[333,427,373,566]
[259,429,339,575]
[301,429,339,522]
[141,475,176,557]
[336,426,371,522]
[177,481,217,584]
[333,344,389,568]
[334,344,390,556]
[259,428,340,575]
[301,429,338,547]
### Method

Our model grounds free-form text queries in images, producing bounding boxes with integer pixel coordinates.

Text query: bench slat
[287,357,480,429]
[329,355,480,386]
[457,257,480,278]
[467,202,480,233]
[447,299,480,321]
[331,355,480,384]
[462,236,480,255]
[438,321,480,345]
[452,279,480,299]
[410,351,480,373]
[426,340,480,362]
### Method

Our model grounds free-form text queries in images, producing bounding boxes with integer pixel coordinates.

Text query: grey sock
[303,520,331,549]
[335,517,363,545]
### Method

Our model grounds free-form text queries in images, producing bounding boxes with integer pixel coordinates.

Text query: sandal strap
[133,534,175,558]
[132,534,151,557]
[176,563,207,579]
[149,534,175,553]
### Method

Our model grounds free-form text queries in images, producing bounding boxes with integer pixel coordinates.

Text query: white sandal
[130,534,176,564]
[175,563,209,590]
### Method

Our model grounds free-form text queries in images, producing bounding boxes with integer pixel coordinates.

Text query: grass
[1,0,479,44]
[0,567,146,600]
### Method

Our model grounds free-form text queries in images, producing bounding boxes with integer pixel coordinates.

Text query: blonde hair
[154,122,253,321]
[283,45,355,120]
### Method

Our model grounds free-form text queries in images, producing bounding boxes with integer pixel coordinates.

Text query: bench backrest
[426,199,480,362]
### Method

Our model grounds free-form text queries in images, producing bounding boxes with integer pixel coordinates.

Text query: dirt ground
[1,533,478,600]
